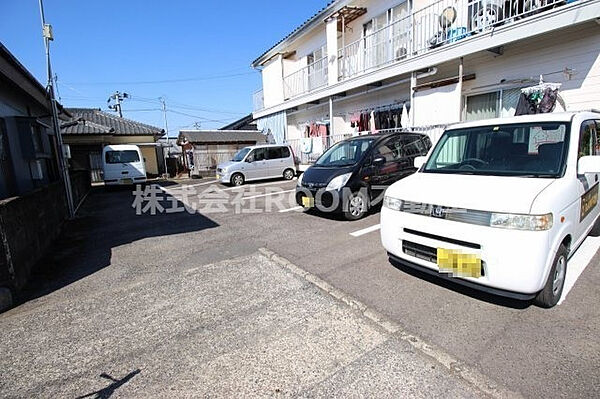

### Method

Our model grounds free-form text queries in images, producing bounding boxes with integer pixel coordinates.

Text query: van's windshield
[232,147,251,162]
[105,150,140,164]
[423,122,570,177]
[315,138,375,167]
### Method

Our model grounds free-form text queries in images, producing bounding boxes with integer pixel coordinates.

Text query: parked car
[381,111,600,307]
[296,132,432,220]
[102,144,147,185]
[216,144,297,186]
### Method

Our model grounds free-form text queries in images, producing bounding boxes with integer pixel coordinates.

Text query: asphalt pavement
[0,178,598,398]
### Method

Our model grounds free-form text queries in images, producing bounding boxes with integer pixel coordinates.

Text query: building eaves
[251,0,342,67]
[62,108,164,137]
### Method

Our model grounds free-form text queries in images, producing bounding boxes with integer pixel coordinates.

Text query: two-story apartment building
[252,0,600,166]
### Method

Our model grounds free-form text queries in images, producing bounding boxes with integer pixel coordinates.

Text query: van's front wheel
[344,191,369,221]
[231,173,245,186]
[534,244,567,308]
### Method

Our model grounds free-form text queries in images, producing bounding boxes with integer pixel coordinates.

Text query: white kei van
[381,111,600,307]
[216,144,296,186]
[102,144,147,185]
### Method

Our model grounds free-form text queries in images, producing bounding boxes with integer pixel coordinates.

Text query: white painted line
[220,179,296,191]
[350,224,381,237]
[279,206,303,213]
[240,189,295,201]
[181,180,218,188]
[558,235,600,305]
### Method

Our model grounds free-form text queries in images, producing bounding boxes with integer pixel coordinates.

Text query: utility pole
[159,97,170,177]
[38,0,74,218]
[107,91,128,117]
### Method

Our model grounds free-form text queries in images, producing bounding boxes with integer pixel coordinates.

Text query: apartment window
[465,88,522,121]
[363,2,410,68]
[307,45,326,65]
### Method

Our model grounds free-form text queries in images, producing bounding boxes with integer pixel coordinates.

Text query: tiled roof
[219,114,257,131]
[61,108,164,136]
[179,130,266,144]
[251,1,339,67]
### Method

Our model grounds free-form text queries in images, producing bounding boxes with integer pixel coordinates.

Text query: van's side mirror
[414,156,427,169]
[246,157,253,163]
[578,155,600,174]
[373,156,386,166]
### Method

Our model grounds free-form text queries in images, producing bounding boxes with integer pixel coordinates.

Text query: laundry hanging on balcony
[515,76,562,116]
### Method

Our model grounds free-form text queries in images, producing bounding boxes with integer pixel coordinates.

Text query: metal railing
[338,0,567,79]
[285,126,451,165]
[286,133,353,164]
[283,57,329,99]
[253,89,264,112]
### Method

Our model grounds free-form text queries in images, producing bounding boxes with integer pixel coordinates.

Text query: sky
[0,0,327,136]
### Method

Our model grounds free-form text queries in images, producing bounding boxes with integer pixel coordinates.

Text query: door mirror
[414,156,427,169]
[246,156,254,163]
[578,155,600,174]
[372,156,386,166]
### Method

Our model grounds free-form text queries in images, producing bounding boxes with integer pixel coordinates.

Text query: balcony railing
[253,89,264,112]
[339,0,567,79]
[283,56,329,99]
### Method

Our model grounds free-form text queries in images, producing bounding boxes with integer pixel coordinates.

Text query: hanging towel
[538,88,558,113]
[515,93,537,116]
[370,110,377,133]
[401,103,409,128]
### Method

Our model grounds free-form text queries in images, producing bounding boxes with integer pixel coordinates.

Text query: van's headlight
[383,196,402,211]
[490,213,553,231]
[297,172,304,186]
[326,172,352,191]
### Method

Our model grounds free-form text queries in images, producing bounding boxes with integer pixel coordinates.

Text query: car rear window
[105,150,140,164]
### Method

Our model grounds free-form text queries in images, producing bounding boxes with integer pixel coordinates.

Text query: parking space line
[221,179,297,192]
[240,189,295,201]
[558,235,600,305]
[181,180,218,188]
[279,206,303,213]
[350,224,381,237]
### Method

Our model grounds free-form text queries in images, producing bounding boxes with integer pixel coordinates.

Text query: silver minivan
[216,144,297,186]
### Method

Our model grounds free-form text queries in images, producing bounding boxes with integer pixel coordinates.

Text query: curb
[258,247,523,399]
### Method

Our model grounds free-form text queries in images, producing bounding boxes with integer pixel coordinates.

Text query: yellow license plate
[120,178,133,184]
[437,248,481,278]
[302,196,314,208]
[216,174,220,179]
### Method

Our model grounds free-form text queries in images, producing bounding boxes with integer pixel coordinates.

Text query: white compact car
[102,144,147,185]
[381,111,600,307]
[216,144,296,186]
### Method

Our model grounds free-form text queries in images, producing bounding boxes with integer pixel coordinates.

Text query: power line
[63,71,256,86]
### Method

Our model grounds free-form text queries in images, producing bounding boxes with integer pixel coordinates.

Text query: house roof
[219,114,257,131]
[0,41,70,117]
[179,130,266,144]
[251,1,342,67]
[61,108,164,136]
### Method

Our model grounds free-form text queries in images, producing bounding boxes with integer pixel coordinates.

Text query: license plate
[216,174,220,179]
[302,196,314,208]
[437,248,481,278]
[120,178,133,184]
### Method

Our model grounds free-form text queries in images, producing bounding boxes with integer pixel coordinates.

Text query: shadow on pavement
[388,257,533,310]
[19,183,219,304]
[76,369,141,399]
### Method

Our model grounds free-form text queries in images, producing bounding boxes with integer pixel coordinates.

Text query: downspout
[457,57,464,122]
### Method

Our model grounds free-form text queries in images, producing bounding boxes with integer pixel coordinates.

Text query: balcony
[339,0,567,79]
[253,89,264,112]
[283,56,329,100]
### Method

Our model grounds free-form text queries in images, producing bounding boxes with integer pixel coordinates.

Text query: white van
[216,144,297,186]
[102,144,147,185]
[381,111,600,307]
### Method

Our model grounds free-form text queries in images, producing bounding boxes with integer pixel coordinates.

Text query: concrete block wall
[0,171,90,312]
